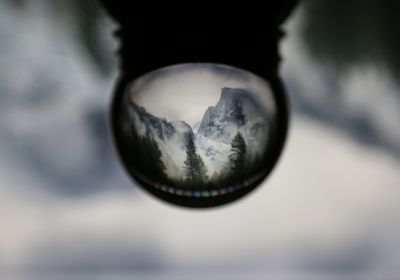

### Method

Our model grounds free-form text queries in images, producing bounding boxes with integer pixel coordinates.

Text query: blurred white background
[0,1,399,279]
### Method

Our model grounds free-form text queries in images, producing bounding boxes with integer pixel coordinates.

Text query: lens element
[112,63,287,207]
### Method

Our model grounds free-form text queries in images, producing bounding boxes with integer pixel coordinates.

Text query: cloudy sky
[0,2,400,279]
[128,64,276,126]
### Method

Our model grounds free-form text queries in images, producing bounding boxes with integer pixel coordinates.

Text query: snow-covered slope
[197,87,269,164]
[125,87,270,178]
[198,87,266,140]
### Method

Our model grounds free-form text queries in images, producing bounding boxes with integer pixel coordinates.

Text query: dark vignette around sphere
[110,64,289,208]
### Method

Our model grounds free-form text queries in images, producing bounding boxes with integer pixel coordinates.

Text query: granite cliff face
[198,87,267,143]
[123,87,269,179]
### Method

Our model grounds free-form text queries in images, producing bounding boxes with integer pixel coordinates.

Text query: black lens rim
[110,64,289,208]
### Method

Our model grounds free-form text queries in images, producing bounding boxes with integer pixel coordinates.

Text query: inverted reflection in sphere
[113,63,286,207]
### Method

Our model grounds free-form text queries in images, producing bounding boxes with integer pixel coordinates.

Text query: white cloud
[1,117,400,273]
[1,2,400,278]
[128,64,276,125]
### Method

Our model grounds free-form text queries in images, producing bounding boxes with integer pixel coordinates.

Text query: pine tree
[183,132,208,185]
[228,132,246,175]
[142,129,166,180]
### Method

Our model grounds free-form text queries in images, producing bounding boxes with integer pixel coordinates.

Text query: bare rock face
[198,87,267,143]
[123,87,270,181]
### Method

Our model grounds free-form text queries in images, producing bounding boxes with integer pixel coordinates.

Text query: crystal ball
[111,63,288,207]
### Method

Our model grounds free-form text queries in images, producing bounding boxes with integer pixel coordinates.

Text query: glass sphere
[111,63,287,207]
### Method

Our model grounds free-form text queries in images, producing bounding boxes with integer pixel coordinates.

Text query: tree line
[121,113,253,189]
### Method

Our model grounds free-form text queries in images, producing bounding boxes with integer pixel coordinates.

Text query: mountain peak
[219,88,262,113]
[128,99,176,140]
[220,87,249,100]
[198,87,265,141]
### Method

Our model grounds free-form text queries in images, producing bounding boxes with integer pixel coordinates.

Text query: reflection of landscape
[120,87,269,189]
